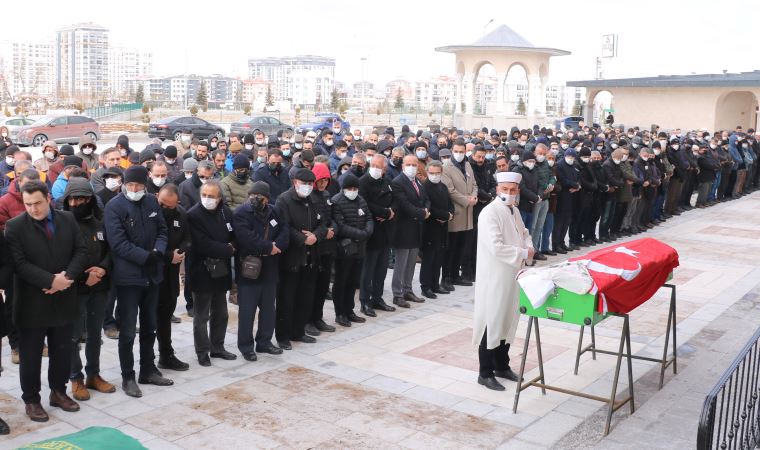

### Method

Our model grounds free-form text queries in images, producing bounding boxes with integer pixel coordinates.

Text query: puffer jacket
[617,161,641,203]
[314,188,337,257]
[68,206,111,293]
[233,202,289,284]
[220,172,253,210]
[330,191,374,259]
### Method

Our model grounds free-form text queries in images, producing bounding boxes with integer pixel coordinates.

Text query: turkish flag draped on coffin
[569,238,679,314]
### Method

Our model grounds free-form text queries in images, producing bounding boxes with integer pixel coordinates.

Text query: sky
[3,0,758,87]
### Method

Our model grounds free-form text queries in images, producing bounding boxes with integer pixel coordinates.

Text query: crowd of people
[0,117,756,431]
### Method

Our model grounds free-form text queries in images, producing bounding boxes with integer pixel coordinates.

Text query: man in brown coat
[441,138,478,290]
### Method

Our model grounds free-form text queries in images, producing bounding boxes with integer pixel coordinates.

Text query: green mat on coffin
[18,426,147,450]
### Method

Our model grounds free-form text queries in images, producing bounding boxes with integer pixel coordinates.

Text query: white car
[0,116,36,141]
[346,107,363,114]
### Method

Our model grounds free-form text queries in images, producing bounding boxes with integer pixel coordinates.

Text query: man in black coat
[358,155,397,316]
[155,184,191,372]
[6,180,88,422]
[573,148,598,246]
[391,155,430,308]
[274,168,328,349]
[419,161,454,299]
[253,149,291,203]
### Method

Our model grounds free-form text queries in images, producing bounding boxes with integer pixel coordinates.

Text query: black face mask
[162,206,178,221]
[250,196,267,213]
[268,162,281,172]
[351,165,364,177]
[391,157,402,167]
[71,201,93,221]
[235,170,249,181]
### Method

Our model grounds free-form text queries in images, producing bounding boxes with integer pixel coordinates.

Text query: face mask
[465,151,473,158]
[340,167,349,175]
[547,159,555,167]
[82,148,94,155]
[44,151,56,160]
[499,193,517,205]
[640,156,649,162]
[332,129,341,135]
[524,161,536,170]
[403,165,417,178]
[245,144,254,150]
[369,167,382,180]
[654,149,662,156]
[151,176,166,187]
[293,143,302,150]
[282,150,291,157]
[613,158,621,165]
[181,136,191,144]
[251,196,267,212]
[580,157,590,163]
[352,165,364,176]
[596,146,604,151]
[622,155,629,162]
[561,144,569,150]
[184,172,193,179]
[201,197,218,210]
[296,183,313,197]
[565,157,575,165]
[659,140,667,147]
[611,143,618,149]
[391,157,402,167]
[235,170,249,181]
[743,144,749,149]
[255,139,265,146]
[1,132,6,138]
[165,158,176,165]
[344,189,359,201]
[510,154,520,162]
[709,144,717,149]
[324,139,334,146]
[125,189,145,202]
[535,154,546,163]
[671,144,679,150]
[453,153,465,162]
[416,150,427,159]
[518,141,526,147]
[485,153,495,160]
[442,158,452,166]
[631,144,639,149]
[210,142,217,149]
[269,162,281,172]
[337,151,347,159]
[120,149,128,157]
[105,178,121,190]
[70,202,93,220]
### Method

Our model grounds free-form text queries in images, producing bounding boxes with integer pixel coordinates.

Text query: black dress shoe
[210,350,237,360]
[304,323,321,337]
[277,340,292,351]
[421,289,438,299]
[541,250,557,256]
[0,416,9,434]
[243,352,257,362]
[197,353,211,366]
[314,319,336,332]
[452,278,473,286]
[460,274,475,283]
[403,292,425,303]
[347,312,366,323]
[122,378,143,398]
[138,371,174,386]
[361,304,377,317]
[533,253,547,261]
[554,246,568,254]
[393,296,410,308]
[158,354,190,371]
[371,300,396,312]
[432,286,448,295]
[186,308,194,318]
[255,343,283,355]
[293,335,317,343]
[477,376,505,391]
[441,282,454,292]
[494,368,523,382]
[335,315,352,327]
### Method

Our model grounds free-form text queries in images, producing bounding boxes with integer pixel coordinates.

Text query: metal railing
[84,103,144,119]
[697,326,760,449]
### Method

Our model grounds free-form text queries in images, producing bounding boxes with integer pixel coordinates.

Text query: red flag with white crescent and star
[569,238,679,314]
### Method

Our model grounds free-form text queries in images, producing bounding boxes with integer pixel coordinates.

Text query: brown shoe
[50,390,80,412]
[71,378,90,401]
[25,403,49,422]
[11,349,19,365]
[86,375,116,394]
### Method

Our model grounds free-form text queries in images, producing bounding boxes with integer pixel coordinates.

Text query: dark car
[148,116,225,141]
[295,112,350,135]
[229,116,294,137]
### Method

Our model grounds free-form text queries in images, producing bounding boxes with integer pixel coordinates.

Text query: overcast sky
[4,0,757,86]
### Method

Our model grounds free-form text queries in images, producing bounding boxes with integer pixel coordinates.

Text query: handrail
[697,325,760,449]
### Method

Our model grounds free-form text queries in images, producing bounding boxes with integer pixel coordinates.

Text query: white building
[289,69,333,106]
[413,76,458,112]
[247,55,335,102]
[0,41,55,99]
[108,46,153,100]
[352,81,374,99]
[242,78,271,108]
[55,23,109,101]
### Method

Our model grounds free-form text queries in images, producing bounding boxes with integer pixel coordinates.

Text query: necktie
[411,179,420,196]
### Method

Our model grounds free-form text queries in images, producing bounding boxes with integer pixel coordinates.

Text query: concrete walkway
[1,192,759,449]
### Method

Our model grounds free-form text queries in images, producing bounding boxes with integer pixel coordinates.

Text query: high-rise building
[242,78,271,108]
[108,46,153,99]
[247,55,335,102]
[55,22,109,101]
[0,41,55,99]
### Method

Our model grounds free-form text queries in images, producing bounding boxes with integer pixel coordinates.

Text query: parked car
[346,107,363,114]
[15,115,100,147]
[295,113,350,135]
[148,116,226,141]
[0,116,36,141]
[230,116,293,137]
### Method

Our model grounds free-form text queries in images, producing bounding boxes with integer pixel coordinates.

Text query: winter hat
[229,142,243,153]
[63,177,94,199]
[59,144,75,156]
[243,134,255,145]
[652,141,663,149]
[182,158,199,172]
[521,151,536,162]
[311,163,331,182]
[128,152,141,165]
[78,135,97,150]
[377,140,394,154]
[123,165,149,184]
[341,173,360,189]
[43,140,58,151]
[103,167,123,179]
[233,154,250,170]
[294,134,304,143]
[439,149,452,158]
[248,181,270,199]
[564,148,578,158]
[164,145,178,158]
[63,155,83,168]
[579,147,592,157]
[293,168,315,182]
[117,135,129,149]
[139,148,156,164]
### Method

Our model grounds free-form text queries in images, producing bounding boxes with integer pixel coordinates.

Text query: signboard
[602,34,618,58]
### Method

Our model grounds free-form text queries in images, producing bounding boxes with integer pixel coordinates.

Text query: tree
[516,97,526,115]
[141,105,149,114]
[330,88,340,110]
[394,88,404,110]
[443,103,451,115]
[135,84,144,103]
[196,83,208,110]
[189,105,199,116]
[265,86,274,106]
[243,105,252,115]
[338,102,348,114]
[573,99,583,116]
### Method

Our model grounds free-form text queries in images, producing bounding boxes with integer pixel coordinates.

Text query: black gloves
[145,250,164,267]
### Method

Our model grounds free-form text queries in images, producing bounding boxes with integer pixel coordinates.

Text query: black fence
[697,326,760,449]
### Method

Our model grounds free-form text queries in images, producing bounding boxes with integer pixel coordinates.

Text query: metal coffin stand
[511,283,678,435]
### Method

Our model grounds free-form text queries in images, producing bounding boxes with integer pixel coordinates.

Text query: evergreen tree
[196,83,208,109]
[135,84,144,103]
[330,88,340,110]
[265,86,274,106]
[394,88,404,110]
[516,97,526,115]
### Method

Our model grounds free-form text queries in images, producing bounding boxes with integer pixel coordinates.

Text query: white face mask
[201,197,218,210]
[83,148,94,155]
[613,158,621,165]
[245,144,254,150]
[499,193,517,205]
[165,158,176,164]
[296,183,313,198]
[465,151,473,157]
[441,158,452,166]
[181,136,191,144]
[565,157,575,165]
[427,174,441,184]
[536,155,546,163]
[344,189,358,200]
[210,143,217,149]
[337,151,347,159]
[547,159,555,167]
[125,189,145,202]
[611,143,618,149]
[510,154,520,162]
[151,176,166,187]
[561,143,569,150]
[453,152,465,162]
[622,154,629,162]
[255,139,265,145]
[524,161,535,170]
[184,172,193,179]
[257,156,266,163]
[105,178,121,190]
[416,150,427,159]
[403,165,418,178]
[581,157,590,163]
[45,151,56,160]
[200,177,209,184]
[323,139,334,146]
[709,144,717,149]
[368,167,382,180]
[120,149,128,157]
[654,149,662,156]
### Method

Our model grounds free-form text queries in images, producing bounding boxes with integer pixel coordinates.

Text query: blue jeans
[530,200,549,250]
[541,213,554,252]
[116,284,159,379]
[709,172,721,201]
[520,210,533,230]
[651,191,666,220]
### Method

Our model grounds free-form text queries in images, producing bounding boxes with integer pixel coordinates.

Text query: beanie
[233,154,250,170]
[123,165,149,184]
[248,181,270,198]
